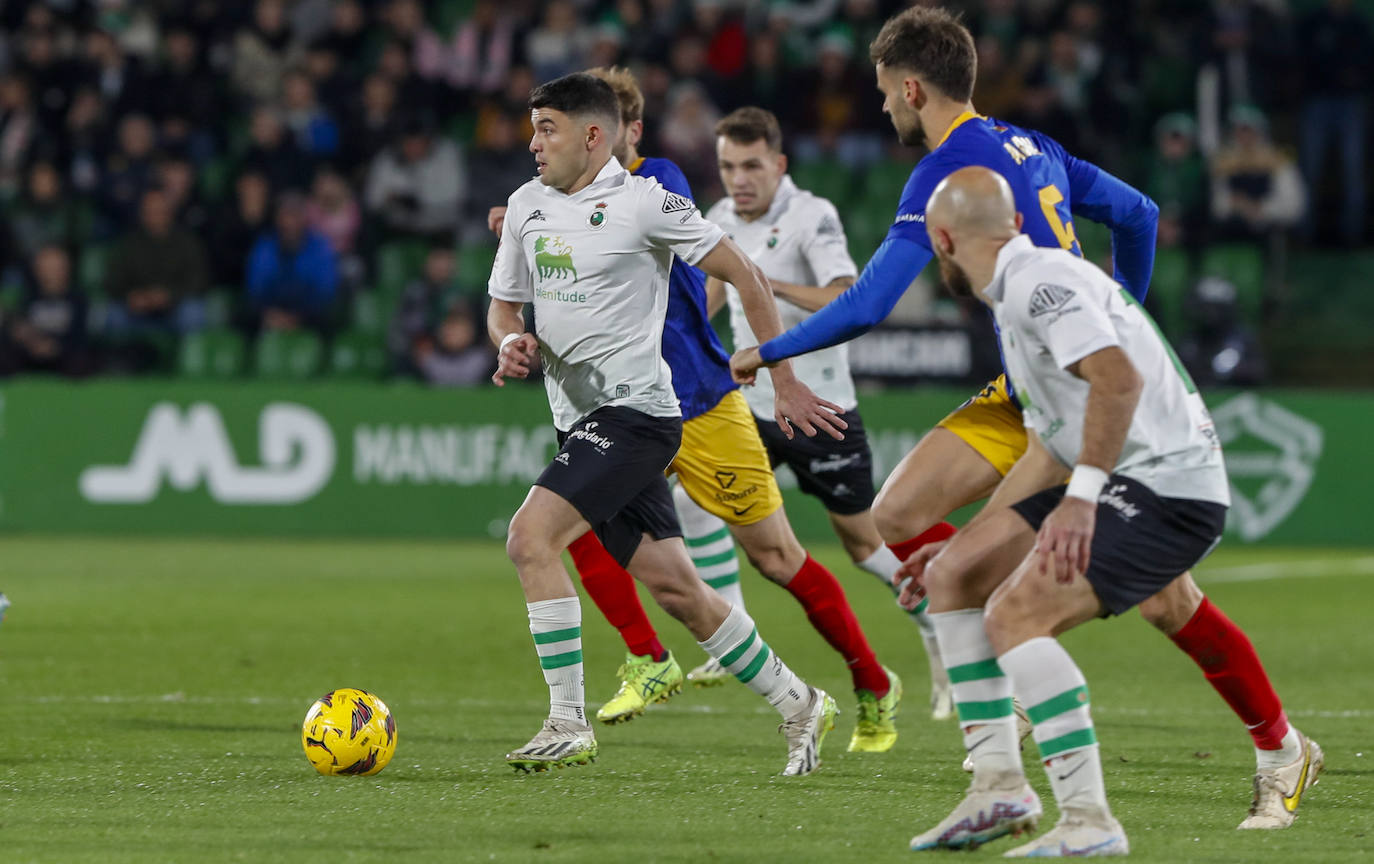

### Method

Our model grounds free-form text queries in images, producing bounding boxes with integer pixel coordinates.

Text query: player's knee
[871,488,931,544]
[922,555,961,605]
[505,515,557,571]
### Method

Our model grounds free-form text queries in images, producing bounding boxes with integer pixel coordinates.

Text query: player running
[899,167,1321,854]
[731,6,1310,806]
[491,67,906,754]
[489,73,841,775]
[680,105,952,718]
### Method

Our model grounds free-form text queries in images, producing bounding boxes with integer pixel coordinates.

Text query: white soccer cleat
[1001,808,1128,857]
[779,687,838,776]
[504,718,598,772]
[1238,730,1324,829]
[963,698,1034,772]
[686,655,731,687]
[910,770,1041,851]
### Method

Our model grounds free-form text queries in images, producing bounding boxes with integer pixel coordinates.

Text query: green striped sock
[689,525,745,609]
[528,597,585,724]
[699,606,809,718]
[999,637,1109,814]
[932,609,1020,773]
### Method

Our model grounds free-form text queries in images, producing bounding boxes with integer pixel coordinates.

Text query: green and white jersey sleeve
[707,176,860,419]
[488,158,725,431]
[988,235,1230,506]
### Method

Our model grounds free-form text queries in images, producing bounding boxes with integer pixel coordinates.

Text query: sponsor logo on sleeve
[1028,283,1077,318]
[894,212,924,224]
[661,192,694,214]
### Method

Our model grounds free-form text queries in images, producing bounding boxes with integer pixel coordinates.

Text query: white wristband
[499,332,523,352]
[1065,465,1109,502]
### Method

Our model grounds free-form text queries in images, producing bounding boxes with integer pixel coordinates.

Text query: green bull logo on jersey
[534,236,578,282]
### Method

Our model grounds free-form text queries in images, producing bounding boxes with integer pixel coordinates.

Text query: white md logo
[79,402,336,505]
[1211,393,1323,541]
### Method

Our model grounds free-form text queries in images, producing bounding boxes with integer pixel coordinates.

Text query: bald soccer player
[895,168,1321,857]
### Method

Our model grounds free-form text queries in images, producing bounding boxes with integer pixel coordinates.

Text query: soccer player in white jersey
[894,167,1323,855]
[488,72,847,775]
[684,106,953,717]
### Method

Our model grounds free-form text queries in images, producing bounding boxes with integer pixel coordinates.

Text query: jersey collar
[754,174,798,224]
[544,155,627,199]
[933,110,982,150]
[626,156,645,174]
[985,234,1036,302]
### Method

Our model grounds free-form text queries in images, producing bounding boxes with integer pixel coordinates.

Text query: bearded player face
[875,63,926,147]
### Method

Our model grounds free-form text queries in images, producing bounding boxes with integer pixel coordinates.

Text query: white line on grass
[1196,556,1374,583]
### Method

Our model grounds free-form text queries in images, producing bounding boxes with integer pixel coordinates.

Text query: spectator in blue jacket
[246,192,338,334]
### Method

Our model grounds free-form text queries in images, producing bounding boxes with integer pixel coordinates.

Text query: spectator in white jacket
[364,115,464,241]
[1210,105,1305,241]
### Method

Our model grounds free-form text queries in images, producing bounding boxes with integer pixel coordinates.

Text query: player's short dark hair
[869,7,977,103]
[715,107,783,153]
[528,73,621,133]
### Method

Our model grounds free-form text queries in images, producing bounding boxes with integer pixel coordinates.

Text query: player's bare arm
[697,237,848,441]
[1037,346,1143,578]
[487,297,539,386]
[768,276,855,312]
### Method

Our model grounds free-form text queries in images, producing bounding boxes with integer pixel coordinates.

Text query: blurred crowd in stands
[0,0,1369,385]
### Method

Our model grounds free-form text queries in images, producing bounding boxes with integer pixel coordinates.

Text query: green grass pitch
[1,537,1370,862]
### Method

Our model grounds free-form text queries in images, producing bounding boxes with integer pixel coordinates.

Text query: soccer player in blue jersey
[730,7,1312,830]
[489,66,905,753]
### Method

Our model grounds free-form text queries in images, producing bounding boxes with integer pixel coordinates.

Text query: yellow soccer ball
[301,688,397,776]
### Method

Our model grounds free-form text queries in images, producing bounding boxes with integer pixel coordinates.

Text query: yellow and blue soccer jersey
[759,112,1159,363]
[630,157,738,421]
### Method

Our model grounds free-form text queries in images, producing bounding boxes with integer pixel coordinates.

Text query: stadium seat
[254,329,323,379]
[328,329,388,379]
[790,159,857,212]
[1146,247,1192,340]
[377,241,428,297]
[351,291,385,334]
[1201,243,1264,325]
[861,159,912,211]
[78,244,109,296]
[177,328,246,379]
[457,243,498,296]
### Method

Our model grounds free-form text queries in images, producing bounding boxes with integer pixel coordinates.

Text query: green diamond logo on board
[534,236,578,282]
[1210,393,1323,541]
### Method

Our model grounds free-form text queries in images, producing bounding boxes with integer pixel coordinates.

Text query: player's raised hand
[1035,496,1095,582]
[487,206,508,237]
[770,370,848,441]
[893,539,949,610]
[492,332,539,387]
[729,346,763,385]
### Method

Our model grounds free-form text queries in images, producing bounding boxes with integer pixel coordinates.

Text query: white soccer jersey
[706,176,860,418]
[987,234,1230,505]
[489,157,725,431]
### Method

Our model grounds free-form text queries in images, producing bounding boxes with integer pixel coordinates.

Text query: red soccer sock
[887,521,958,564]
[1170,597,1289,750]
[568,531,666,661]
[786,554,889,696]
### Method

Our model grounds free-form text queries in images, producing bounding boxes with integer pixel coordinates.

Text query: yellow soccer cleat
[849,666,902,753]
[595,651,684,725]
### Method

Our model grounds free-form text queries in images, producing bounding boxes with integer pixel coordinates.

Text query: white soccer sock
[1256,725,1302,771]
[699,604,810,719]
[999,637,1110,815]
[858,545,946,684]
[527,596,585,724]
[673,483,746,610]
[932,609,1019,774]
